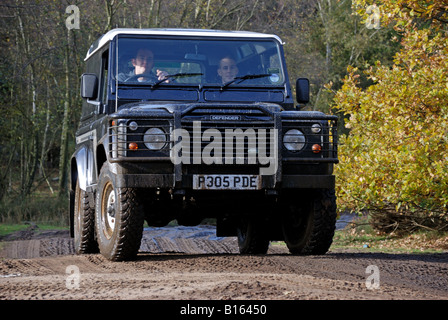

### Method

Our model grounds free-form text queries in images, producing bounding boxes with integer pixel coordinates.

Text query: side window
[267,53,283,84]
[100,51,109,105]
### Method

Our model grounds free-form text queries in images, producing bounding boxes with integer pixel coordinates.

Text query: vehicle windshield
[114,36,285,87]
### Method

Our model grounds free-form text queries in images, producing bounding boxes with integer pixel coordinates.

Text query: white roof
[85,28,283,61]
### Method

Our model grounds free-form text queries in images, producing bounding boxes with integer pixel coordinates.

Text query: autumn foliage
[334,0,448,233]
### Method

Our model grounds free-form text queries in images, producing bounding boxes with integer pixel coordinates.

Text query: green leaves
[334,1,448,222]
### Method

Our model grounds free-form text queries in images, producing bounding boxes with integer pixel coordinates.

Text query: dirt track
[1,225,447,300]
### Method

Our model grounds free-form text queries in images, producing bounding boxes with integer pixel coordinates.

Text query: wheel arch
[69,154,80,238]
[71,146,91,191]
[96,143,107,180]
[69,145,95,237]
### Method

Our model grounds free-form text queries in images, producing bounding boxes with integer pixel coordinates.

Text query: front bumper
[115,172,335,190]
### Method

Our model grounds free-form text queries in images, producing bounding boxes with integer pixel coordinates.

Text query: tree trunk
[58,27,71,196]
[317,0,332,76]
[16,2,39,197]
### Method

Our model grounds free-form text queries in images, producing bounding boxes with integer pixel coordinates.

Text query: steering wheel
[125,74,156,82]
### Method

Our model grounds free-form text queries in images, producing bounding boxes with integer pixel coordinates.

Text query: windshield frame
[113,34,287,89]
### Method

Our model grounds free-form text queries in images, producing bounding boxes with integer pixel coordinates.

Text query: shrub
[333,0,448,233]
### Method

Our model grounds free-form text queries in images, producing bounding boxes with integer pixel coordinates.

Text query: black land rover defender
[69,28,338,261]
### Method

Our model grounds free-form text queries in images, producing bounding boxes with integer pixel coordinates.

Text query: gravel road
[1,224,447,301]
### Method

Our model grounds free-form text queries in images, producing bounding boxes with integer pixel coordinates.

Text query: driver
[118,48,169,82]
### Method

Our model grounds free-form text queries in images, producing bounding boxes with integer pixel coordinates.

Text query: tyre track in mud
[1,225,448,300]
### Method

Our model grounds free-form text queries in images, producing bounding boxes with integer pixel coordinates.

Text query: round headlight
[283,129,305,151]
[144,128,167,150]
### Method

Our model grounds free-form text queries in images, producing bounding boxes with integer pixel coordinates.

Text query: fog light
[128,142,138,150]
[129,121,138,131]
[311,124,321,134]
[312,144,321,153]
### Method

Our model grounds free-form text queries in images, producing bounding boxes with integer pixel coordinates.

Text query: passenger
[217,56,239,84]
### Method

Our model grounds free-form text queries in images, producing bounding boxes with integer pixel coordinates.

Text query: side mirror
[80,73,98,99]
[296,78,310,104]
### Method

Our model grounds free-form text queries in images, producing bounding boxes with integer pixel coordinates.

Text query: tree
[58,25,72,197]
[334,0,448,233]
[306,0,400,112]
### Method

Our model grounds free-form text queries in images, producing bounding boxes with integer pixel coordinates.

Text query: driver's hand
[156,69,169,83]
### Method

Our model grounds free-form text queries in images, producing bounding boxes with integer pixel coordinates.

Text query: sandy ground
[0,224,447,301]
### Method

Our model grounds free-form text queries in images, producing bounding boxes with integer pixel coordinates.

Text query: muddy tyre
[95,163,144,261]
[237,218,269,254]
[282,189,337,255]
[74,179,98,254]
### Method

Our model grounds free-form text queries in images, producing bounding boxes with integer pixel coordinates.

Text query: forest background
[0,0,446,234]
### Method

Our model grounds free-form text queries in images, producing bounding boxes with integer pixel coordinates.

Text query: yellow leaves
[334,14,448,216]
[352,0,448,30]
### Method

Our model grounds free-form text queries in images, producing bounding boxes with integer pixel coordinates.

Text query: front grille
[180,120,275,165]
[107,110,338,166]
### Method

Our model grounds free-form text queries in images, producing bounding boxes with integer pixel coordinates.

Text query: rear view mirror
[184,53,207,61]
[80,73,98,99]
[296,78,310,104]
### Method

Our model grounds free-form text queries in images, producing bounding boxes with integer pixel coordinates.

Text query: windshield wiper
[221,73,272,90]
[151,72,203,88]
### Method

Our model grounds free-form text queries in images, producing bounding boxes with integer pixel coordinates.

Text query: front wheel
[74,179,98,254]
[95,163,144,261]
[282,189,337,255]
[236,217,269,254]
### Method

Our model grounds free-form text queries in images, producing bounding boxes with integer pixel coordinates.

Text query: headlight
[283,129,305,151]
[143,128,167,150]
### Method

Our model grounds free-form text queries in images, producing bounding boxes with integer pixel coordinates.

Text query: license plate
[193,175,261,190]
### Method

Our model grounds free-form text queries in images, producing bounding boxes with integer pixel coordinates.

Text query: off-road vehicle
[69,28,338,261]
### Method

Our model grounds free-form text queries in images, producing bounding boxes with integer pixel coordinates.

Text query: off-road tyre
[95,163,144,261]
[74,179,98,254]
[282,188,337,255]
[237,217,269,254]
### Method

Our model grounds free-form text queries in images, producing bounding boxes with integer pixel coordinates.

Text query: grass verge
[332,216,448,253]
[0,194,69,226]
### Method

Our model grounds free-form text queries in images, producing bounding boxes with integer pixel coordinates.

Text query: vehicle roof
[85,28,284,61]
